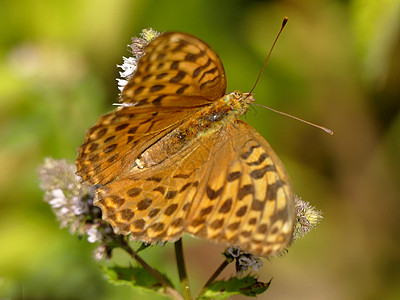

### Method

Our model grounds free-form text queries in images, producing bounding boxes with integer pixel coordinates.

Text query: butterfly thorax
[137,91,254,169]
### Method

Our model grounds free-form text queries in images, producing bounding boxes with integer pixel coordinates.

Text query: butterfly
[75,32,295,257]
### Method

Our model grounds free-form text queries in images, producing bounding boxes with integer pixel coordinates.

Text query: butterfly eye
[230,90,242,99]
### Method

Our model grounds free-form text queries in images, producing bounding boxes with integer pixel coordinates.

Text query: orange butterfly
[76,32,295,257]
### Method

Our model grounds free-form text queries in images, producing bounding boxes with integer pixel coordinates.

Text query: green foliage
[104,265,172,298]
[199,276,271,300]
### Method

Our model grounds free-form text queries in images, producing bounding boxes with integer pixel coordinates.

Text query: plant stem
[175,239,191,300]
[119,237,183,300]
[198,258,230,298]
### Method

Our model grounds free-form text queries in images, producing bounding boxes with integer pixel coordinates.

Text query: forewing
[121,32,227,107]
[185,120,295,257]
[76,32,227,185]
[76,106,196,185]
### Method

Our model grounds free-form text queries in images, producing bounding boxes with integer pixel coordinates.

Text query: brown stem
[197,259,230,298]
[175,239,191,300]
[119,238,183,300]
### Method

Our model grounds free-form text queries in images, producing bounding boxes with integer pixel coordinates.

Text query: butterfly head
[228,90,255,116]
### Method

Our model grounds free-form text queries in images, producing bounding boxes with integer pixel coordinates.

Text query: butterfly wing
[95,120,294,257]
[76,106,198,185]
[76,32,227,185]
[186,120,295,257]
[121,32,227,107]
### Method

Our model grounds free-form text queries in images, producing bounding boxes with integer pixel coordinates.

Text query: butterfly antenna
[248,16,288,96]
[252,103,334,135]
[246,17,333,135]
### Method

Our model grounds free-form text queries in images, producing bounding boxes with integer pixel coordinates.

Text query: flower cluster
[293,195,323,242]
[38,158,116,260]
[224,246,263,275]
[116,28,160,93]
[38,158,92,233]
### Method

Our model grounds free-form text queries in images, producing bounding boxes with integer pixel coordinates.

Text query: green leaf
[136,242,151,253]
[199,275,271,299]
[103,265,172,297]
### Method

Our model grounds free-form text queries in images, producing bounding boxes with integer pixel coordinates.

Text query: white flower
[116,57,137,92]
[87,227,102,243]
[71,196,88,215]
[116,28,160,93]
[51,189,65,198]
[237,256,263,273]
[226,246,241,258]
[49,189,67,208]
[60,207,70,215]
[93,245,107,261]
[293,195,323,242]
[118,56,137,77]
[225,246,263,274]
[116,79,129,92]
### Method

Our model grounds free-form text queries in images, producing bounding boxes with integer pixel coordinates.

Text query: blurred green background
[1,0,400,299]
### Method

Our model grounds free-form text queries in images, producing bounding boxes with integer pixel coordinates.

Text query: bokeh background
[1,0,399,299]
